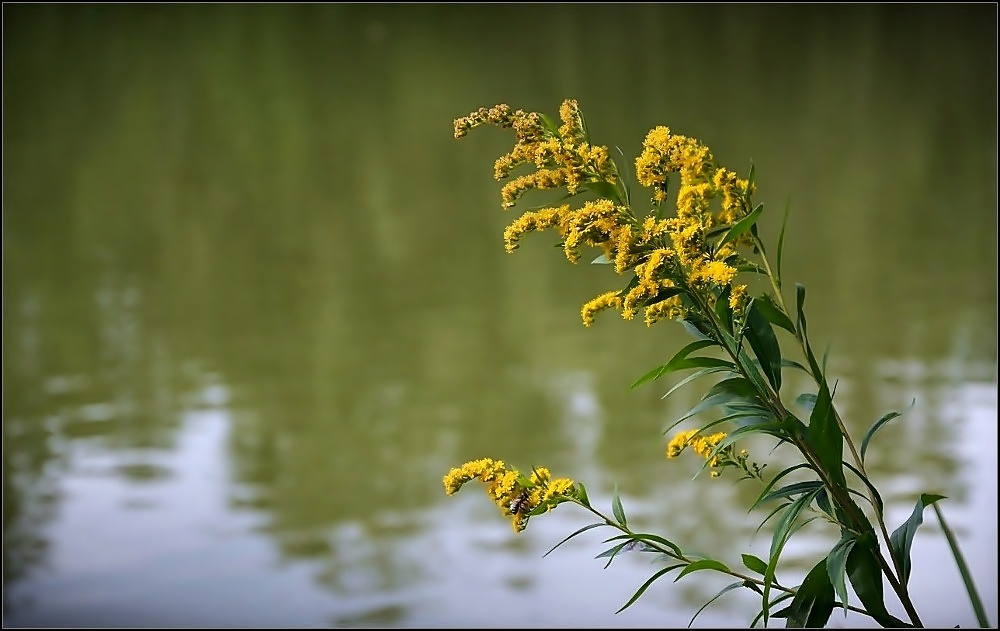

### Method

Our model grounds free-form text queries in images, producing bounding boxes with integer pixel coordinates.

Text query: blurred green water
[3,4,996,627]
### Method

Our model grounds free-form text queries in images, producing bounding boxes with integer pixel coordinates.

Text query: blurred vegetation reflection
[3,3,996,626]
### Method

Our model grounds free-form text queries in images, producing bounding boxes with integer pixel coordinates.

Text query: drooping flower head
[443,458,577,532]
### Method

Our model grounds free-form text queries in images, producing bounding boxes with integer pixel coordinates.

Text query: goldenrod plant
[443,100,989,628]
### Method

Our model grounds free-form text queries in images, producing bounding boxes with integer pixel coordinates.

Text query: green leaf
[661,366,736,400]
[750,463,812,511]
[615,565,683,614]
[776,198,790,290]
[750,592,795,628]
[689,581,751,628]
[538,113,560,134]
[584,180,623,204]
[932,503,991,628]
[611,486,627,528]
[591,253,612,265]
[847,532,911,627]
[678,316,711,340]
[616,274,640,300]
[754,502,791,538]
[843,461,884,517]
[795,283,808,340]
[674,558,731,582]
[745,301,783,393]
[596,541,632,568]
[889,493,946,585]
[781,358,811,374]
[634,357,735,392]
[760,480,824,504]
[704,376,760,401]
[665,390,749,433]
[735,262,769,276]
[754,293,796,334]
[815,489,833,518]
[784,557,835,627]
[576,482,590,507]
[806,380,845,489]
[795,392,818,412]
[741,554,768,575]
[828,534,858,616]
[613,146,632,207]
[860,399,914,464]
[763,489,821,625]
[543,522,605,558]
[628,339,720,389]
[617,532,683,558]
[719,203,764,251]
[643,286,685,308]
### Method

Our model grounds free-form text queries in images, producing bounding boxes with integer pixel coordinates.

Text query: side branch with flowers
[442,100,989,628]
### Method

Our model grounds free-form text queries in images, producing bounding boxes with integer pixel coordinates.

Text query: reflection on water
[3,3,997,628]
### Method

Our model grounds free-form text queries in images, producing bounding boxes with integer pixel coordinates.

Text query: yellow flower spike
[502,205,571,254]
[666,429,699,458]
[729,284,748,312]
[582,291,624,327]
[558,99,584,139]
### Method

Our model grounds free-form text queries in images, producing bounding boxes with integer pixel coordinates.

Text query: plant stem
[750,233,924,627]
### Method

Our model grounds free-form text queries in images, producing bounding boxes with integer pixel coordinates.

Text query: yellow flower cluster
[443,458,576,532]
[666,429,764,480]
[455,99,618,210]
[455,100,758,329]
[667,429,727,468]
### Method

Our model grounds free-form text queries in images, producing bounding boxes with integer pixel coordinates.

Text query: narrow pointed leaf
[596,541,631,569]
[745,301,783,393]
[932,503,990,628]
[761,480,824,504]
[719,202,764,250]
[615,565,683,614]
[751,593,794,628]
[629,339,721,389]
[543,522,605,558]
[755,293,796,334]
[591,253,612,265]
[843,461,884,517]
[661,366,735,400]
[763,489,820,624]
[611,486,627,528]
[781,358,811,374]
[860,401,914,463]
[674,558,730,582]
[678,317,711,340]
[890,493,946,585]
[847,532,911,627]
[795,283,808,339]
[794,392,817,411]
[806,381,845,489]
[784,557,835,627]
[741,554,768,575]
[776,198,790,290]
[750,463,811,511]
[576,482,590,507]
[688,581,750,628]
[828,534,858,616]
